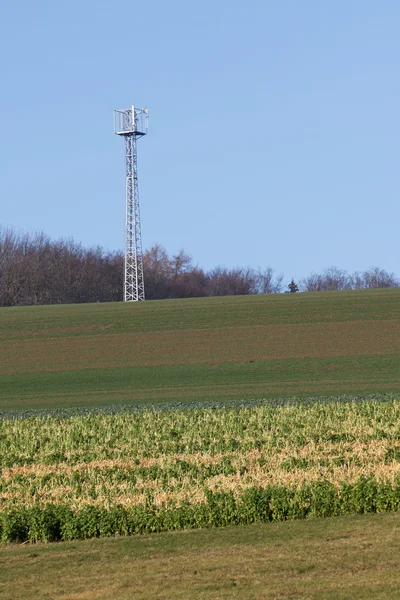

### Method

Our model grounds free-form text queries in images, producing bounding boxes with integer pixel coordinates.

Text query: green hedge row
[1,476,399,544]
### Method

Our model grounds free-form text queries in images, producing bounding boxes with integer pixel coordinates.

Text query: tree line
[300,266,399,292]
[0,227,398,307]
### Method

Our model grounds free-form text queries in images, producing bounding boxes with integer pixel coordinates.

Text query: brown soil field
[1,290,399,409]
[1,319,400,375]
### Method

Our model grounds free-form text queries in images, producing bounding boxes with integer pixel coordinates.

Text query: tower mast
[114,105,148,301]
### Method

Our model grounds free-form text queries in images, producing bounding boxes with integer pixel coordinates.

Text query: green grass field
[1,288,400,410]
[1,513,399,599]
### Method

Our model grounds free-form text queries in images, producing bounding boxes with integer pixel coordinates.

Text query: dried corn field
[1,398,400,525]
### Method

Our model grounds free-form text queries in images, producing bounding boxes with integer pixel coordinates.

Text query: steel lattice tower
[114,105,148,301]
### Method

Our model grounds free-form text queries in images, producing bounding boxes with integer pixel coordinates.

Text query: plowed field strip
[1,289,400,341]
[2,319,400,375]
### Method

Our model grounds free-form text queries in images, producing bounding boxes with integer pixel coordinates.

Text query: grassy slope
[1,513,399,600]
[1,289,400,409]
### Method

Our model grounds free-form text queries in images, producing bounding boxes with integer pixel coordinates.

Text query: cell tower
[114,105,149,301]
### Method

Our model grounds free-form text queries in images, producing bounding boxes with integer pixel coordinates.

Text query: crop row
[1,477,400,544]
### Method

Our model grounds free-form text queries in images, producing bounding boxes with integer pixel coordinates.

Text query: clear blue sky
[1,0,399,283]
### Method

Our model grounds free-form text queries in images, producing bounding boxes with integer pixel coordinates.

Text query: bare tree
[206,267,256,296]
[300,272,323,292]
[143,244,173,299]
[301,266,352,292]
[0,228,125,306]
[321,266,352,291]
[171,249,192,277]
[173,267,208,298]
[301,265,399,293]
[254,267,284,294]
[361,266,399,289]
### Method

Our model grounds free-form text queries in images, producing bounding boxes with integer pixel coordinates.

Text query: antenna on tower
[114,105,149,302]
